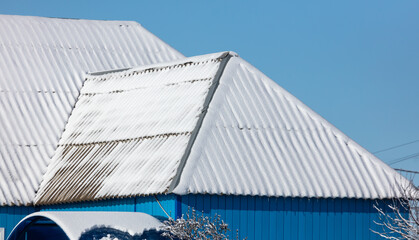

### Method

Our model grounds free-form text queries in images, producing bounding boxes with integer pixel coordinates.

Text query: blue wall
[2,195,407,240]
[179,195,407,240]
[40,195,177,219]
[0,206,35,238]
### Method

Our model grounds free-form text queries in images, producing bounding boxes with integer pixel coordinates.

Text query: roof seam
[81,77,213,96]
[59,131,192,147]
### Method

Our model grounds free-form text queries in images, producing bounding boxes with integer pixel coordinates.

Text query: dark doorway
[8,217,68,240]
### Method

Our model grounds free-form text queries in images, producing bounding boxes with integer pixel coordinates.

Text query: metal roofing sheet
[34,53,226,204]
[0,15,184,206]
[35,52,408,203]
[173,56,409,199]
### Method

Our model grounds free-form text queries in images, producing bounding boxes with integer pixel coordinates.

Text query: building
[0,14,183,238]
[1,15,410,240]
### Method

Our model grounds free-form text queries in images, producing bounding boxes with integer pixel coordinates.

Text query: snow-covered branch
[161,208,246,240]
[372,178,419,239]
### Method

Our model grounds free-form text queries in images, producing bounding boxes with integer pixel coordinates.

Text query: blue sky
[2,0,419,181]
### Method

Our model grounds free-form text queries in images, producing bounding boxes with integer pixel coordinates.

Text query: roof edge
[86,51,236,78]
[0,14,142,24]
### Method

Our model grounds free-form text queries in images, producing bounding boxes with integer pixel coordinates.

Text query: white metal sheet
[0,15,184,206]
[35,53,225,204]
[173,56,409,199]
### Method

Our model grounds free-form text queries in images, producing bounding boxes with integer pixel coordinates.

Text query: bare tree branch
[161,208,246,240]
[372,175,419,240]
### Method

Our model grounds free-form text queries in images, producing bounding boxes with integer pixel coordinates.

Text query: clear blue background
[2,0,418,182]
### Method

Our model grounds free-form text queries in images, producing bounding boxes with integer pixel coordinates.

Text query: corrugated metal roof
[0,14,184,206]
[35,52,408,204]
[34,53,228,204]
[173,56,408,199]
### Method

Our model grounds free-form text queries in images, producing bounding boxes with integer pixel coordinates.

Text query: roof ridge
[80,77,213,96]
[87,51,235,79]
[0,14,140,24]
[58,132,192,147]
[167,52,234,193]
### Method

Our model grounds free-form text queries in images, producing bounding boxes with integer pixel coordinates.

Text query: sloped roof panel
[34,53,226,204]
[173,55,408,199]
[34,52,407,203]
[0,14,184,206]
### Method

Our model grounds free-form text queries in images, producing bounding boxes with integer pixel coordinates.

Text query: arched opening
[8,216,68,240]
[7,211,164,240]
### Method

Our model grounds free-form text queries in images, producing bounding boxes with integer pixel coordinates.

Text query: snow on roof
[0,15,184,206]
[34,51,409,204]
[10,211,162,240]
[34,52,230,204]
[173,56,409,199]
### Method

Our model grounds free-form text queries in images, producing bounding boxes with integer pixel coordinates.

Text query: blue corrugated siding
[40,198,136,212]
[4,195,407,240]
[0,206,35,238]
[179,195,407,240]
[135,195,177,219]
[40,195,177,219]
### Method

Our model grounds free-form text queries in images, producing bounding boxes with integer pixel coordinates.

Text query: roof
[9,211,162,240]
[0,15,184,206]
[34,52,409,204]
[173,55,408,199]
[34,52,230,204]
